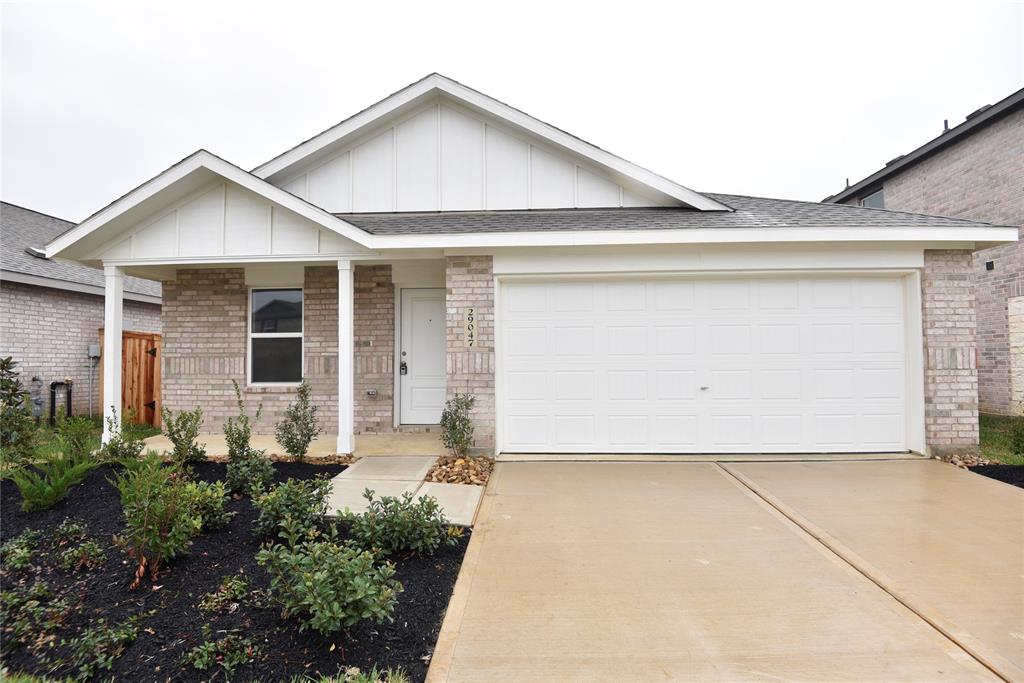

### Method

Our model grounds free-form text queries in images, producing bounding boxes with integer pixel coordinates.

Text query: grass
[31,418,160,460]
[979,413,1024,465]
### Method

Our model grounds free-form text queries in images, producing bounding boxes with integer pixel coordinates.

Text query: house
[1,202,161,419]
[44,74,1018,456]
[825,88,1023,417]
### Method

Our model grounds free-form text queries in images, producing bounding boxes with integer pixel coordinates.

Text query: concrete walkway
[428,461,1015,682]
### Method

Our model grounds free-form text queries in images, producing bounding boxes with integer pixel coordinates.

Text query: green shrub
[342,490,459,556]
[99,408,146,463]
[275,380,322,462]
[224,380,261,460]
[66,616,140,680]
[111,456,202,587]
[58,539,106,572]
[53,517,88,546]
[252,476,331,540]
[160,406,206,466]
[0,580,73,654]
[4,452,99,511]
[0,356,35,465]
[183,625,260,677]
[225,451,275,497]
[182,480,233,530]
[55,415,97,460]
[198,571,261,613]
[440,393,475,457]
[0,529,43,571]
[256,530,402,635]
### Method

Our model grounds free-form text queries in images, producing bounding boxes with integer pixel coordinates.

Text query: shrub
[183,480,233,530]
[224,380,261,461]
[342,490,459,556]
[183,625,260,677]
[440,393,475,457]
[55,414,97,460]
[0,529,43,571]
[58,539,106,571]
[111,456,202,588]
[0,580,73,654]
[0,356,35,465]
[160,406,206,466]
[198,571,261,613]
[252,476,331,540]
[4,452,99,511]
[275,380,322,462]
[66,616,140,680]
[99,408,146,463]
[225,451,275,497]
[256,531,402,635]
[53,517,88,546]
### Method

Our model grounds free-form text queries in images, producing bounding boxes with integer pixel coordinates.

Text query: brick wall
[354,265,395,432]
[922,250,979,454]
[1010,297,1024,415]
[844,108,1023,415]
[0,281,161,419]
[445,256,495,453]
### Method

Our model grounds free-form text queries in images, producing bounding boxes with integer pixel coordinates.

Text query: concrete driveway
[427,460,1022,682]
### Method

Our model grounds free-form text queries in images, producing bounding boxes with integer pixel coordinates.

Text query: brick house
[825,88,1023,417]
[1,202,161,419]
[45,74,1017,456]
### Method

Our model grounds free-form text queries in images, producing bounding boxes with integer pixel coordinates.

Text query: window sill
[245,384,301,394]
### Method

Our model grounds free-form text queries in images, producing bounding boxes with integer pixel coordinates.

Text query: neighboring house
[1,202,162,419]
[45,74,1017,456]
[825,88,1024,416]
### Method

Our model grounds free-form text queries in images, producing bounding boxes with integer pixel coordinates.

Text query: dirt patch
[1,461,468,682]
[426,456,495,486]
[967,464,1024,489]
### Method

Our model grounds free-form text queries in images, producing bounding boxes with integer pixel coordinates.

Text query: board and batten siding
[274,99,670,213]
[91,181,369,261]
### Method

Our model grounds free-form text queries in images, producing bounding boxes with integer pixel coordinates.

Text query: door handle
[400,361,408,375]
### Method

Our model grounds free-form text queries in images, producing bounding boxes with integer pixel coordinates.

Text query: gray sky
[2,0,1021,222]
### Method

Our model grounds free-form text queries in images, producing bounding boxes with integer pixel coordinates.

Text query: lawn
[979,413,1024,465]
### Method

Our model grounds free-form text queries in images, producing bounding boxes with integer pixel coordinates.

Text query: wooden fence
[98,330,163,427]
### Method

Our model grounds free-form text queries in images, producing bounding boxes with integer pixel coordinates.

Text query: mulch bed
[1,461,469,682]
[968,464,1024,489]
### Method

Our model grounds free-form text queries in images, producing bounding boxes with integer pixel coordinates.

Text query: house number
[464,307,477,348]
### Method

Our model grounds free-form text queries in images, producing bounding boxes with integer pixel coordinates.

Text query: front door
[400,288,446,424]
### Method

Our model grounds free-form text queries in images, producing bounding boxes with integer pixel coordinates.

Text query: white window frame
[248,286,304,386]
[860,188,885,209]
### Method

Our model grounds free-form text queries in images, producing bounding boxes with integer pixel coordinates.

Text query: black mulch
[0,461,470,682]
[968,464,1024,489]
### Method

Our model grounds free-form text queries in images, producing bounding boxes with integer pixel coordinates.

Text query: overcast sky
[2,0,1021,222]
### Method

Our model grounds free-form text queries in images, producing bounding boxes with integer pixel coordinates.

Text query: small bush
[55,415,97,460]
[4,452,99,511]
[0,356,35,465]
[225,451,275,497]
[256,535,401,635]
[53,517,88,546]
[66,616,140,680]
[275,380,322,462]
[183,625,260,677]
[0,529,43,571]
[161,406,206,466]
[252,476,331,540]
[0,580,73,654]
[224,380,261,460]
[440,393,475,457]
[183,479,233,530]
[111,456,202,587]
[198,571,261,613]
[99,407,146,463]
[342,490,459,556]
[58,539,106,572]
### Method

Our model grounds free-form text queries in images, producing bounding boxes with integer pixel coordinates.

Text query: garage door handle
[700,386,710,390]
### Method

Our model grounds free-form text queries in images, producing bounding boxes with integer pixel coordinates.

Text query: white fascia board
[45,150,374,259]
[252,74,730,212]
[0,270,161,304]
[361,225,1020,250]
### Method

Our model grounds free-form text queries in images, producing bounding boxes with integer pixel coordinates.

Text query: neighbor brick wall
[921,250,979,454]
[354,265,395,433]
[445,256,495,453]
[845,108,1023,415]
[1010,297,1024,415]
[0,281,161,419]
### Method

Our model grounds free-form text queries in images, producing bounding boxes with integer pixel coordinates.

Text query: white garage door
[499,276,908,453]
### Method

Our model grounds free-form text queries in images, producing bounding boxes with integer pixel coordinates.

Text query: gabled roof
[2,202,160,300]
[336,192,1010,235]
[825,86,1024,204]
[252,73,730,212]
[45,150,375,260]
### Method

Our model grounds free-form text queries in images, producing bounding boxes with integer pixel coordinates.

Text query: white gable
[91,180,368,261]
[272,99,673,213]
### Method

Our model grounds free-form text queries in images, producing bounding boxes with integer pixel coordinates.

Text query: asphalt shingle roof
[336,192,1004,235]
[1,202,160,297]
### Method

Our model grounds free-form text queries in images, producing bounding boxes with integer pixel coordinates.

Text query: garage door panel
[500,276,908,453]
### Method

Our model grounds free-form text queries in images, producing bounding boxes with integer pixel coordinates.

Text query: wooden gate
[99,330,163,427]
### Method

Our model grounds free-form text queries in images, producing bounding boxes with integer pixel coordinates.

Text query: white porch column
[101,265,124,444]
[337,260,355,454]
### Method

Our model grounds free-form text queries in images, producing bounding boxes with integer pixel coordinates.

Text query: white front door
[400,288,446,424]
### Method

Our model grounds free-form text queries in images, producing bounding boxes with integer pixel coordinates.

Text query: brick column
[922,250,979,455]
[445,256,495,454]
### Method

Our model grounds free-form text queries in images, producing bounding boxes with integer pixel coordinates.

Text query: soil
[968,464,1024,489]
[0,461,469,682]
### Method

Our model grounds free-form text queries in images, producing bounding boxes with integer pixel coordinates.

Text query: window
[250,288,303,384]
[860,188,884,209]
